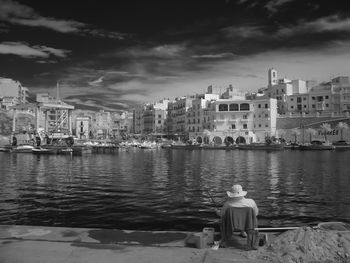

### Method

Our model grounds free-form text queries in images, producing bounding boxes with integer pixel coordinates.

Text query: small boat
[201,144,236,150]
[32,147,57,154]
[139,142,158,149]
[12,145,35,153]
[237,143,284,150]
[57,148,73,154]
[333,140,350,150]
[170,143,202,150]
[299,140,335,150]
[283,143,300,150]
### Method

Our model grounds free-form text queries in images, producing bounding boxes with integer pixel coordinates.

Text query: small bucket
[194,232,208,249]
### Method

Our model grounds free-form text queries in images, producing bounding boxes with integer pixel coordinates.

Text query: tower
[268,68,278,87]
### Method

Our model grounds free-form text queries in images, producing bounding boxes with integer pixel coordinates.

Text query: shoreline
[0,224,266,263]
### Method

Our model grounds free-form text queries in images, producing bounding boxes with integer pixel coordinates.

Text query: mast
[56,81,60,101]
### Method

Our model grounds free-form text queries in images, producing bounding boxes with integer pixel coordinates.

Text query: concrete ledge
[0,225,267,263]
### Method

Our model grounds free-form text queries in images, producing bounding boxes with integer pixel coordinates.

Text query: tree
[320,123,332,142]
[336,122,349,141]
[291,128,300,143]
[305,128,317,143]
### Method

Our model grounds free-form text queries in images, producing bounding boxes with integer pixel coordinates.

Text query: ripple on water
[0,150,350,230]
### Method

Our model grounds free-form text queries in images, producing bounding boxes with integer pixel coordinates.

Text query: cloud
[221,25,264,39]
[192,52,236,59]
[88,76,104,86]
[278,15,350,36]
[265,0,294,14]
[0,0,127,38]
[0,41,70,58]
[117,44,185,59]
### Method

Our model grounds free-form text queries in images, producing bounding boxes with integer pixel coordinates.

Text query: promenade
[0,225,266,263]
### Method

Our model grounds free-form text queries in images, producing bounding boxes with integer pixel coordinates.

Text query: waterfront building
[110,111,133,139]
[187,87,220,142]
[167,96,195,137]
[132,99,169,135]
[263,68,311,114]
[252,98,278,142]
[133,105,145,134]
[93,110,111,139]
[208,98,255,144]
[75,116,90,139]
[0,77,29,110]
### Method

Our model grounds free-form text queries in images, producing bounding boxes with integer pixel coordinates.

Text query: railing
[278,111,350,118]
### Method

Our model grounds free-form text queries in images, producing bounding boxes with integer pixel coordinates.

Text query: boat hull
[237,143,284,150]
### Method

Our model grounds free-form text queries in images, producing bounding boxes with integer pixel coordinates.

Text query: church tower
[268,68,277,87]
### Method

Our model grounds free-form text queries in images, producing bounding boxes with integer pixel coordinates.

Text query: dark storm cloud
[2,0,350,110]
[0,0,127,39]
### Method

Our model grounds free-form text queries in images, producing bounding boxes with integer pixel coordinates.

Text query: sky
[1,0,350,111]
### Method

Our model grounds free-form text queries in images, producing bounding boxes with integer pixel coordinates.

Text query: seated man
[216,184,259,247]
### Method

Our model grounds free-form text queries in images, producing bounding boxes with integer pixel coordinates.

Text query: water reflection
[0,150,349,231]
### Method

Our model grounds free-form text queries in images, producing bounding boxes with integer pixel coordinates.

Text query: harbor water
[0,149,349,231]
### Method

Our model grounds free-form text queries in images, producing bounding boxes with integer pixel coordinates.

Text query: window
[325,96,329,99]
[158,114,161,118]
[281,89,284,92]
[232,124,236,129]
[304,105,306,108]
[291,98,294,101]
[291,106,294,109]
[265,104,268,108]
[297,97,302,103]
[259,124,262,127]
[243,124,247,129]
[326,104,329,107]
[258,104,261,108]
[229,103,239,111]
[240,103,250,111]
[303,97,306,101]
[312,104,315,108]
[265,114,268,118]
[312,96,315,100]
[158,120,161,124]
[243,115,247,119]
[219,104,228,111]
[265,124,269,127]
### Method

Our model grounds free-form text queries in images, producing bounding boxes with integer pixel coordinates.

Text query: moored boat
[12,145,35,153]
[32,147,57,154]
[299,140,335,150]
[237,143,284,150]
[170,143,202,150]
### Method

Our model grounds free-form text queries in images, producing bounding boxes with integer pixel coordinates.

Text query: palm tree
[291,128,300,143]
[305,128,317,143]
[320,123,332,142]
[336,122,349,141]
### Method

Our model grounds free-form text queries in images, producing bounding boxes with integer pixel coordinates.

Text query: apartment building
[252,98,278,142]
[0,77,29,109]
[167,96,195,135]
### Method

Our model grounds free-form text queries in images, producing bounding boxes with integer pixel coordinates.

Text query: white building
[75,116,90,139]
[252,98,278,142]
[0,77,29,109]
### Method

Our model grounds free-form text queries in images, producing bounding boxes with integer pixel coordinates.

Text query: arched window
[229,103,239,111]
[240,103,250,111]
[219,104,228,111]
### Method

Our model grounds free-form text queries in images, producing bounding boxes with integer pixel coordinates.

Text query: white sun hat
[226,184,247,198]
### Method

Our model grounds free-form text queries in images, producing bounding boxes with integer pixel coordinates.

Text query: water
[0,149,350,231]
